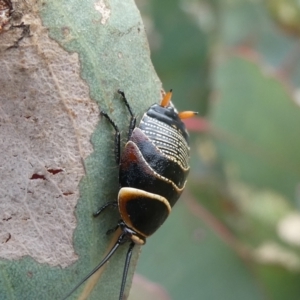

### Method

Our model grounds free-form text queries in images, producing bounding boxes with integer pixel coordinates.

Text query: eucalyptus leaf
[0,0,162,299]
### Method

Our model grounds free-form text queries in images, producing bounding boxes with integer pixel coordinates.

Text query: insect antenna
[119,242,135,300]
[62,232,128,300]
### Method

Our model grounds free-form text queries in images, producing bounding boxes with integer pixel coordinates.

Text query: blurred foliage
[132,0,300,299]
[136,0,214,115]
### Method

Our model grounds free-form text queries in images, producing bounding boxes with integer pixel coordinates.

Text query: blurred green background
[130,0,300,299]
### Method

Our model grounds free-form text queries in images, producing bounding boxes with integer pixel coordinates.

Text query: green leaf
[210,57,300,202]
[136,198,265,300]
[255,264,300,300]
[136,0,211,115]
[0,0,162,299]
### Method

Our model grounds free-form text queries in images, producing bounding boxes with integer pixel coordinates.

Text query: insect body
[63,90,197,300]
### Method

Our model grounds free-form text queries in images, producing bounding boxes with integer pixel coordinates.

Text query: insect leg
[118,89,136,140]
[119,241,135,300]
[101,111,121,164]
[93,201,117,218]
[106,224,119,235]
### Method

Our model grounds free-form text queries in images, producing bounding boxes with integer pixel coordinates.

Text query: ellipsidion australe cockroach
[63,89,197,300]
